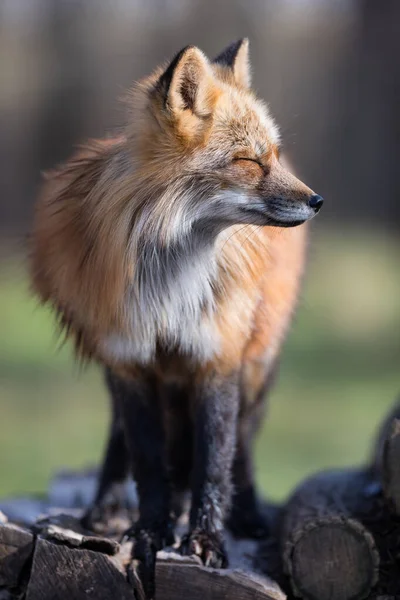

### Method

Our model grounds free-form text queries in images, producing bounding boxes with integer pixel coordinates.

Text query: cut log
[0,501,285,600]
[371,400,400,477]
[0,467,286,599]
[372,404,400,516]
[363,406,400,597]
[0,523,34,589]
[25,537,137,600]
[35,520,120,556]
[280,469,379,600]
[156,552,285,600]
[380,418,400,515]
[21,533,284,600]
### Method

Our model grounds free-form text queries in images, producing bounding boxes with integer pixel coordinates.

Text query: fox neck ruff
[100,219,263,366]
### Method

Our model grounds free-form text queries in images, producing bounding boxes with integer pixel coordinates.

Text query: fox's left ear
[156,46,217,119]
[213,38,251,89]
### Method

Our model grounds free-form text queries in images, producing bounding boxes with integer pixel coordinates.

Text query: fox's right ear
[155,46,217,119]
[213,38,251,89]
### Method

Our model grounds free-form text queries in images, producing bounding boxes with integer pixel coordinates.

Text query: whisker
[219,225,251,255]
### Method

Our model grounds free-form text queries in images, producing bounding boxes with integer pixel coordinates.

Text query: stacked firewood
[258,401,400,600]
[0,402,399,599]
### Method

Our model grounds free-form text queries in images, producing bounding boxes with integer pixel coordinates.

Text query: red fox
[31,39,322,597]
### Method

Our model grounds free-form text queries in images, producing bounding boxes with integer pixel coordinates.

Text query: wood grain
[281,469,379,600]
[0,523,34,588]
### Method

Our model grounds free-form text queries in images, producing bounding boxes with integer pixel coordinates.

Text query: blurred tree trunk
[356,0,400,227]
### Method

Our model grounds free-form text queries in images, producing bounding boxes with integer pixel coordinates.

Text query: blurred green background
[0,0,399,502]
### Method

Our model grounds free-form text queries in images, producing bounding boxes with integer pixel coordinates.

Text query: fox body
[31,40,322,596]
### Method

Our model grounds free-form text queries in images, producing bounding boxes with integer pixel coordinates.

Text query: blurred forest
[1,0,400,236]
[0,0,399,501]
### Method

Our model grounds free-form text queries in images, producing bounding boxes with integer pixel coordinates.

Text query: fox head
[128,39,323,244]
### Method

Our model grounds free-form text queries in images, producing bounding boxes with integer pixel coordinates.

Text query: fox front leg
[118,372,175,600]
[81,369,131,533]
[81,420,130,532]
[227,402,270,539]
[180,373,240,568]
[227,438,270,539]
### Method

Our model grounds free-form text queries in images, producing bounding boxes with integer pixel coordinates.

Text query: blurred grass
[0,227,399,502]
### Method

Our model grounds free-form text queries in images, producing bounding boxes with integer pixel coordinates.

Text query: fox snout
[264,190,323,227]
[235,162,323,228]
[256,160,324,227]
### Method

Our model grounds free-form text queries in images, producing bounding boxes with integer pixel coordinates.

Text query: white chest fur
[100,235,222,365]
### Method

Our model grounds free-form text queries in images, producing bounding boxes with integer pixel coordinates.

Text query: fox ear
[157,46,216,118]
[213,38,251,89]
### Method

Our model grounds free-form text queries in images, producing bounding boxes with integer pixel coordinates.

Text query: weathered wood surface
[0,522,34,589]
[25,538,136,600]
[372,401,400,480]
[280,468,379,600]
[361,405,400,598]
[372,403,400,516]
[155,554,284,600]
[380,418,400,514]
[273,400,400,600]
[0,503,284,600]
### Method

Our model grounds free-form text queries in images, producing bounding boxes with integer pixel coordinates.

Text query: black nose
[308,194,324,212]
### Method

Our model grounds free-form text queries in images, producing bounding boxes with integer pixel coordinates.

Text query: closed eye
[232,157,263,168]
[232,156,268,176]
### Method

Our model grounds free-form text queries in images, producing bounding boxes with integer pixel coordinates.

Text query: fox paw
[81,483,133,534]
[81,501,132,535]
[81,504,115,534]
[180,529,228,568]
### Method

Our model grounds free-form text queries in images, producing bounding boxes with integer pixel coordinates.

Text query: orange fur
[32,137,133,356]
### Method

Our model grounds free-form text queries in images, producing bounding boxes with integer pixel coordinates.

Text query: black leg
[119,372,174,600]
[227,435,270,539]
[82,369,131,532]
[163,382,192,520]
[227,363,278,539]
[180,374,240,568]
